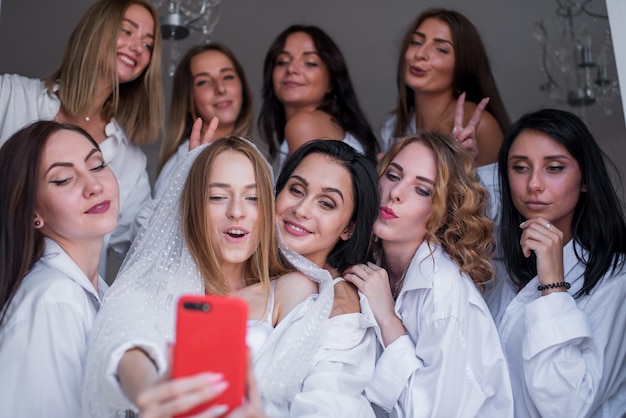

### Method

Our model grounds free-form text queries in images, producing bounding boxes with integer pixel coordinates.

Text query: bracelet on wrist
[537,281,571,291]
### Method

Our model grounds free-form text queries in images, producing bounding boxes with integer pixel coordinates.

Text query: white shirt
[0,238,108,418]
[487,240,626,418]
[278,132,365,169]
[366,241,514,418]
[0,74,152,276]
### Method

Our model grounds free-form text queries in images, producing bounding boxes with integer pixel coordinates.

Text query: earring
[34,220,41,227]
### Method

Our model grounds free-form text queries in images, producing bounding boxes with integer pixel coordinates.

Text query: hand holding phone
[173,294,248,418]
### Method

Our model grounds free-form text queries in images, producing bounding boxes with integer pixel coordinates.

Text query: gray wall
[1,0,625,190]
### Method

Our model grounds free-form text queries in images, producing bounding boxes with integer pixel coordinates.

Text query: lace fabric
[81,142,337,416]
[82,145,207,417]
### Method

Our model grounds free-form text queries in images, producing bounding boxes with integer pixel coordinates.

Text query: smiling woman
[0,0,164,278]
[155,42,254,199]
[0,121,119,418]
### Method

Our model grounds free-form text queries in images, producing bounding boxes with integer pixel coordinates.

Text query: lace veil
[82,144,208,417]
[81,141,337,416]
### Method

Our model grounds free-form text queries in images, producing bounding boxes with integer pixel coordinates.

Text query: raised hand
[519,218,566,295]
[189,117,220,151]
[452,92,489,162]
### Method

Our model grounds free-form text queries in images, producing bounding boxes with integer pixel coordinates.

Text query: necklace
[391,267,409,300]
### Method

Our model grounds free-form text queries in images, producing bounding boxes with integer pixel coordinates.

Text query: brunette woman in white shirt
[0,0,164,274]
[487,108,626,417]
[0,121,119,418]
[344,132,513,417]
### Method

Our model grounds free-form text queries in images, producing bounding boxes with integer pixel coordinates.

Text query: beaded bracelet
[537,281,571,291]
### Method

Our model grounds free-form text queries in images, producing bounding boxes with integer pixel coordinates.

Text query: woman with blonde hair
[0,0,164,273]
[344,132,513,417]
[155,42,254,198]
[83,135,318,417]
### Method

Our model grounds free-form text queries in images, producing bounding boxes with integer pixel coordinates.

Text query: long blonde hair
[45,0,164,144]
[181,137,288,295]
[377,132,494,288]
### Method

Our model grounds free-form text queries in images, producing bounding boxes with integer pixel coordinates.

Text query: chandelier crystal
[152,0,222,76]
[534,0,620,114]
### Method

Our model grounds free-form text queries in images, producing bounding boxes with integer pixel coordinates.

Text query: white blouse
[486,240,626,417]
[0,74,152,276]
[0,238,108,418]
[366,241,514,417]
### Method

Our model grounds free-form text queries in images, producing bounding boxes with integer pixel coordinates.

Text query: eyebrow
[290,174,345,202]
[389,162,435,185]
[123,18,155,40]
[44,148,100,175]
[192,67,236,80]
[508,154,571,161]
[278,50,320,57]
[413,30,453,47]
[209,182,257,189]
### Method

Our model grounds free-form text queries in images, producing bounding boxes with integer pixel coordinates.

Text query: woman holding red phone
[82,135,319,417]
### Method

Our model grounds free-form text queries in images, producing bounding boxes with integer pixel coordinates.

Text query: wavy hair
[158,43,253,173]
[259,25,379,162]
[45,0,164,144]
[393,8,510,139]
[378,132,494,288]
[498,108,626,297]
[181,137,288,296]
[275,139,379,272]
[0,121,100,325]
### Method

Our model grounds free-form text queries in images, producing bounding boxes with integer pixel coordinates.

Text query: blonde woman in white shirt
[0,0,164,275]
[344,132,513,417]
[0,121,119,418]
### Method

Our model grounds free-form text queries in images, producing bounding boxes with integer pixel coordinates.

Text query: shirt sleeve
[522,282,626,418]
[366,317,491,418]
[289,313,377,418]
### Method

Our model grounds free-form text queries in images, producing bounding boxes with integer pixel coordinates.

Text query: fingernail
[202,372,224,383]
[209,404,228,416]
[519,221,525,227]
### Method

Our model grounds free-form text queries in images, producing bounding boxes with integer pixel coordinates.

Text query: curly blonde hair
[377,132,494,289]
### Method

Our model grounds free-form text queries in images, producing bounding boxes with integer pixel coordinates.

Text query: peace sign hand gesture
[452,92,489,162]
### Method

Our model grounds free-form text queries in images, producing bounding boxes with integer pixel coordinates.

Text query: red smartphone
[173,294,248,418]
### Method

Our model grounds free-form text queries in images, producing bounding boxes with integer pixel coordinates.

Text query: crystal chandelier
[152,0,222,76]
[534,0,620,113]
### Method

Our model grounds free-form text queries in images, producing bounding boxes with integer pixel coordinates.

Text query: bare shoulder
[273,272,318,323]
[285,110,344,150]
[331,280,361,317]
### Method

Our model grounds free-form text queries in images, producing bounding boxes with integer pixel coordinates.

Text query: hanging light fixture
[534,0,619,113]
[152,0,222,75]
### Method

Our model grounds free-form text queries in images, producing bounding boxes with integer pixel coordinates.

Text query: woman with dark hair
[273,139,379,416]
[259,25,379,167]
[155,42,254,198]
[0,121,119,417]
[487,108,626,417]
[381,8,510,167]
[0,0,164,276]
[344,133,513,417]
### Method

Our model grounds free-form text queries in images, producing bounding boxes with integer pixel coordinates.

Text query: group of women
[0,0,625,417]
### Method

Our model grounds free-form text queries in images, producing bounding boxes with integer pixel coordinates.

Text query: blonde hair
[158,43,253,174]
[378,132,494,288]
[181,137,288,295]
[45,0,164,145]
